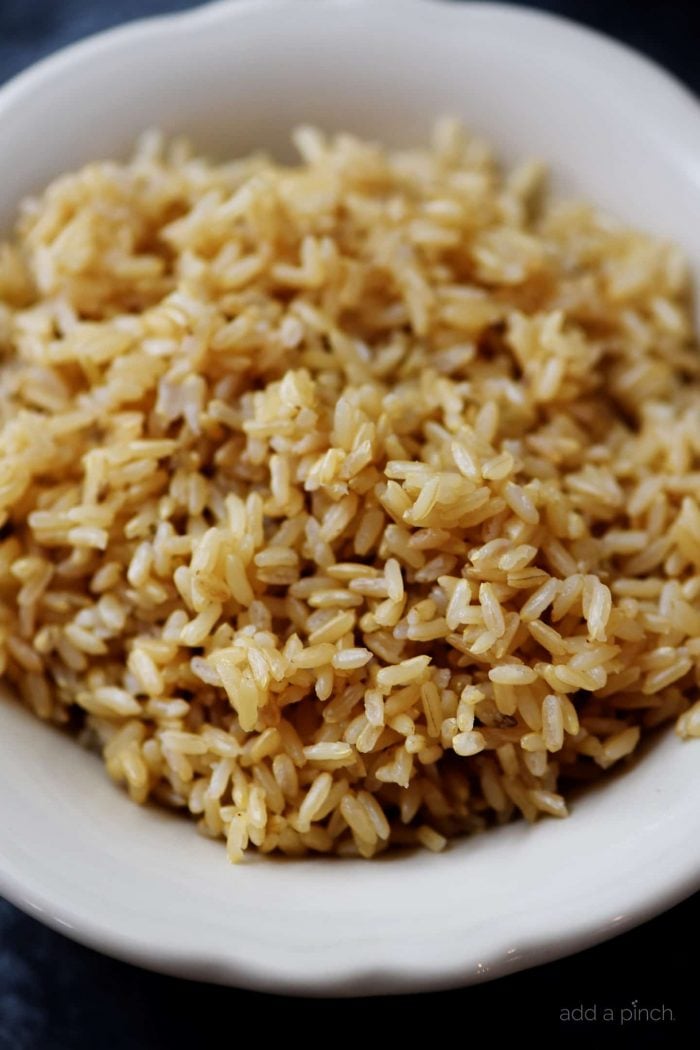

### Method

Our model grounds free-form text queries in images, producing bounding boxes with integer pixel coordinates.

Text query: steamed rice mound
[0,121,699,860]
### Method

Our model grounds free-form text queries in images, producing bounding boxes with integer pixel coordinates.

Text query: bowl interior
[1,0,700,248]
[0,0,699,994]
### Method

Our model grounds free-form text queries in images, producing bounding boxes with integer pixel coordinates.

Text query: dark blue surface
[0,2,698,1047]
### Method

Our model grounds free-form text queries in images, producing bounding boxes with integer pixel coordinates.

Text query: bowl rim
[0,0,699,996]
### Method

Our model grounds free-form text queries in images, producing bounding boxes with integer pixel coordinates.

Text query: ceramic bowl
[0,0,699,995]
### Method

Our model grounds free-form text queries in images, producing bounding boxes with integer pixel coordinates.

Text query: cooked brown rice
[0,121,698,860]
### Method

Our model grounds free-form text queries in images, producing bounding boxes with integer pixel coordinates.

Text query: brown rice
[0,120,698,860]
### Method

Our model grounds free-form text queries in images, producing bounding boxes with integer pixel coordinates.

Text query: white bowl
[0,0,699,995]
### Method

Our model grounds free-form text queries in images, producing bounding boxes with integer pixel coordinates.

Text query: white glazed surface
[0,0,699,995]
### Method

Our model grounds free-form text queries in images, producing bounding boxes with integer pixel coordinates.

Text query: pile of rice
[0,121,698,861]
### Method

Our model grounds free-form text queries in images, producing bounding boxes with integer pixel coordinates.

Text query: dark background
[0,2,698,1047]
